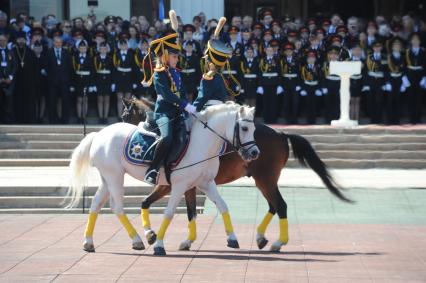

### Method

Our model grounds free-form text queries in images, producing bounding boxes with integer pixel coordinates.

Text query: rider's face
[168,53,179,68]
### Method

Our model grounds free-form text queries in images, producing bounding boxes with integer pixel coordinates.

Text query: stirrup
[144,169,159,186]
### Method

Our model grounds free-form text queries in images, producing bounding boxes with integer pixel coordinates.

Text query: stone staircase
[1,124,425,168]
[0,124,425,214]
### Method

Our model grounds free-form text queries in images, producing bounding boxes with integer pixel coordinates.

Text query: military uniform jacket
[0,47,16,96]
[113,49,136,93]
[153,68,188,118]
[72,53,95,92]
[179,53,201,92]
[387,52,406,80]
[94,54,114,94]
[280,56,300,84]
[349,57,365,97]
[300,63,321,88]
[239,57,260,99]
[321,61,341,88]
[194,73,228,112]
[259,56,281,86]
[366,52,388,82]
[405,47,426,76]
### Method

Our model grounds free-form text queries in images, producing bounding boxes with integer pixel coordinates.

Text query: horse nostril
[250,150,259,158]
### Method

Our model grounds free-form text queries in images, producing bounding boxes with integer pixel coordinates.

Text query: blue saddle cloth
[123,129,158,166]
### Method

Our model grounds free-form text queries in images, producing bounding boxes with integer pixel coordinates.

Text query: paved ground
[1,182,426,282]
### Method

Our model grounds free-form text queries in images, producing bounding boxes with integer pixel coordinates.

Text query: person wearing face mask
[405,33,426,124]
[258,45,282,124]
[12,30,37,124]
[300,50,322,124]
[365,40,387,124]
[386,37,406,125]
[280,42,300,124]
[71,39,95,123]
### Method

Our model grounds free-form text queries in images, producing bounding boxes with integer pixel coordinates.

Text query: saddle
[124,112,190,169]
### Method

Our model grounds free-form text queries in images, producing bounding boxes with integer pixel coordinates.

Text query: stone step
[0,141,80,150]
[314,150,426,160]
[312,142,426,151]
[0,125,103,134]
[0,149,72,159]
[0,194,206,209]
[1,133,84,142]
[0,206,203,214]
[0,185,163,196]
[0,159,70,166]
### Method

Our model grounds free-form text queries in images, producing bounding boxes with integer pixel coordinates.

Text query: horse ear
[122,98,131,108]
[239,106,246,117]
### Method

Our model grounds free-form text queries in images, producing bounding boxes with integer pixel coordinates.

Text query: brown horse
[122,97,352,252]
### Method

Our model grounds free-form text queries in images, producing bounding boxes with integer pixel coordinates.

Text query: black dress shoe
[144,169,159,186]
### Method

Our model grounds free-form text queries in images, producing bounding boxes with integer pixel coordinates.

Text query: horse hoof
[227,239,240,249]
[146,231,157,245]
[153,246,166,256]
[178,240,192,251]
[256,237,268,250]
[269,241,282,253]
[83,243,95,253]
[132,241,145,250]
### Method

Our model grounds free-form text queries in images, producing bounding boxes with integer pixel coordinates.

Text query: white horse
[66,102,259,255]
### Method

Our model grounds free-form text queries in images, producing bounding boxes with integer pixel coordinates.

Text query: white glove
[142,81,149,87]
[184,103,197,114]
[240,89,245,93]
[88,86,94,93]
[384,83,392,92]
[362,85,370,92]
[400,85,406,93]
[132,83,137,89]
[402,75,411,88]
[256,86,264,95]
[300,90,307,96]
[276,86,284,95]
[41,69,47,76]
[322,88,328,95]
[236,85,240,91]
[70,86,75,92]
[295,86,301,92]
[111,84,116,92]
[420,77,426,89]
[92,86,97,92]
[315,89,323,96]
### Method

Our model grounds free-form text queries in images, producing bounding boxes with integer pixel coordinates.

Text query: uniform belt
[390,72,402,78]
[368,71,384,78]
[283,73,297,78]
[76,71,90,76]
[381,60,388,65]
[97,69,111,74]
[350,74,362,80]
[304,81,318,86]
[117,67,131,72]
[262,72,278,78]
[222,70,237,75]
[408,65,423,71]
[244,74,257,78]
[326,75,340,81]
[182,68,196,74]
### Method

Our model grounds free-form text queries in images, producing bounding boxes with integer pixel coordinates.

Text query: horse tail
[285,133,353,203]
[64,132,97,209]
[135,97,155,112]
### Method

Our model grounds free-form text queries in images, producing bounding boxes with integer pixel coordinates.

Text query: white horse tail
[65,132,97,209]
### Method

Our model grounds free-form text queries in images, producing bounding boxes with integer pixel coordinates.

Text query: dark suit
[0,47,16,123]
[46,47,73,123]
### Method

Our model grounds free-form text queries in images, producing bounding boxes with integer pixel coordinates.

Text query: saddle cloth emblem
[123,129,157,166]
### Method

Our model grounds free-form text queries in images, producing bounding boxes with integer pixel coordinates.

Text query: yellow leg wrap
[157,217,171,240]
[141,208,151,229]
[257,212,274,235]
[222,212,234,234]
[84,212,98,237]
[187,219,197,242]
[118,214,138,239]
[279,218,289,244]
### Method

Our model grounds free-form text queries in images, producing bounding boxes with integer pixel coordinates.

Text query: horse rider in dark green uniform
[193,17,241,111]
[142,10,197,185]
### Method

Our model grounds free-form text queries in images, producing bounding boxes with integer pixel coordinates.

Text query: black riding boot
[144,139,169,185]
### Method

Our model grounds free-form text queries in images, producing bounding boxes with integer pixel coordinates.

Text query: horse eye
[241,126,248,132]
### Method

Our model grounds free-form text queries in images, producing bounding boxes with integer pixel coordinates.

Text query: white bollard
[329,61,361,128]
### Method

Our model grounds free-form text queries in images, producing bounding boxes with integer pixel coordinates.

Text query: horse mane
[198,101,246,120]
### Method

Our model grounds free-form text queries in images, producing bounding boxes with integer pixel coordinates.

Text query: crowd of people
[0,9,425,125]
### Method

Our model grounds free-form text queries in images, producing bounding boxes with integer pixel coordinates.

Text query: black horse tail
[285,133,353,203]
